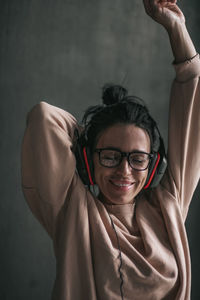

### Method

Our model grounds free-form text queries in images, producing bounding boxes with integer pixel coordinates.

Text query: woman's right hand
[143,0,185,32]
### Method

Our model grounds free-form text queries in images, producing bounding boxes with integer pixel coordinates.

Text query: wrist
[165,18,186,36]
[164,20,196,64]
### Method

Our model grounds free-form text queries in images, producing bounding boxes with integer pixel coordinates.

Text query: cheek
[140,171,149,191]
[93,156,102,184]
[93,157,111,186]
[133,170,149,190]
[139,169,148,182]
[93,160,104,181]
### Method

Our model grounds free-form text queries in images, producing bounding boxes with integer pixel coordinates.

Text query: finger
[156,0,177,9]
[158,0,177,3]
[143,0,159,16]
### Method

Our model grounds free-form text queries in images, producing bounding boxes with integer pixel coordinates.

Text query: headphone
[74,127,167,189]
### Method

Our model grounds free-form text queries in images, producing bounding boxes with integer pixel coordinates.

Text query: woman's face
[93,123,151,205]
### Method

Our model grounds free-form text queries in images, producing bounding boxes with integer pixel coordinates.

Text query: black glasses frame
[94,147,154,171]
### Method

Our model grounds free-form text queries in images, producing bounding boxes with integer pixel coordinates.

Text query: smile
[112,183,133,187]
[109,180,135,191]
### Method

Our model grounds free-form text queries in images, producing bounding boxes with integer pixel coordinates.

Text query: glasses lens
[129,152,150,170]
[99,149,121,167]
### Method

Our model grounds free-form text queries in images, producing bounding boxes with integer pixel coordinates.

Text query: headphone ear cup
[144,153,159,189]
[149,153,167,188]
[144,137,167,189]
[82,146,95,185]
[75,138,95,186]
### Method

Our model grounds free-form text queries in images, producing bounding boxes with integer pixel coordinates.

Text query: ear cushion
[75,137,95,186]
[144,153,160,189]
[144,137,167,189]
[82,147,95,185]
[149,154,167,188]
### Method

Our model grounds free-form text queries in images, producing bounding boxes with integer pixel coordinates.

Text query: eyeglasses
[94,148,153,171]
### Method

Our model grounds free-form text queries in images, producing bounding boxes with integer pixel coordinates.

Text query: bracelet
[173,53,199,65]
[186,53,199,63]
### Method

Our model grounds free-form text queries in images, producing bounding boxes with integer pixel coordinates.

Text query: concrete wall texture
[0,0,200,299]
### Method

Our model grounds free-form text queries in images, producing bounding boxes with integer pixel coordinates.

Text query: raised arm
[21,102,78,237]
[143,0,196,62]
[143,0,200,220]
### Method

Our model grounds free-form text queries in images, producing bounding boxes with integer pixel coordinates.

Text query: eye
[99,150,121,167]
[101,150,120,160]
[129,153,149,166]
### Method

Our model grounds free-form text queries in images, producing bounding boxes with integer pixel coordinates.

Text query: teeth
[113,183,132,187]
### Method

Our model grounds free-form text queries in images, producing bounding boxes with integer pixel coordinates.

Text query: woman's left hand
[143,0,185,31]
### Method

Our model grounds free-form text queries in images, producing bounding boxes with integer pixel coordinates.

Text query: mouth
[109,179,135,191]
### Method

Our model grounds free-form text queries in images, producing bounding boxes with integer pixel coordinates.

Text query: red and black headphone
[74,128,167,189]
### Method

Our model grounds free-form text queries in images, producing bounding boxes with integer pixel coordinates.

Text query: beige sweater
[21,55,200,300]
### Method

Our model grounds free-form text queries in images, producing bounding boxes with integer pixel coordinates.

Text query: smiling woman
[77,84,167,192]
[21,0,200,299]
[93,123,151,205]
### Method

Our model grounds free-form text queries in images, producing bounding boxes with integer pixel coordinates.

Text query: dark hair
[81,84,160,153]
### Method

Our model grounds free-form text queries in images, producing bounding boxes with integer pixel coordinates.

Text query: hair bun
[102,84,128,106]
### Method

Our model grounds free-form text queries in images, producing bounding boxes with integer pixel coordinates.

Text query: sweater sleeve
[162,54,200,220]
[21,101,79,237]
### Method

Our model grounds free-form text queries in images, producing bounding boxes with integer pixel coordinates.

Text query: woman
[21,0,200,299]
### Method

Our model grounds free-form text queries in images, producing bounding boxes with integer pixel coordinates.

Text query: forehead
[96,123,151,153]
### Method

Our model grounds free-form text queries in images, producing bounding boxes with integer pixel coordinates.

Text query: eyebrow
[96,147,150,154]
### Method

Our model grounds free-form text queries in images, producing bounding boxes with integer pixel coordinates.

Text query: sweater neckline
[104,202,136,218]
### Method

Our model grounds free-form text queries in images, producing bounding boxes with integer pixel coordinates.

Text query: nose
[116,157,132,175]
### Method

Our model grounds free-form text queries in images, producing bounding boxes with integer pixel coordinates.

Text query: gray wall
[1,0,199,299]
